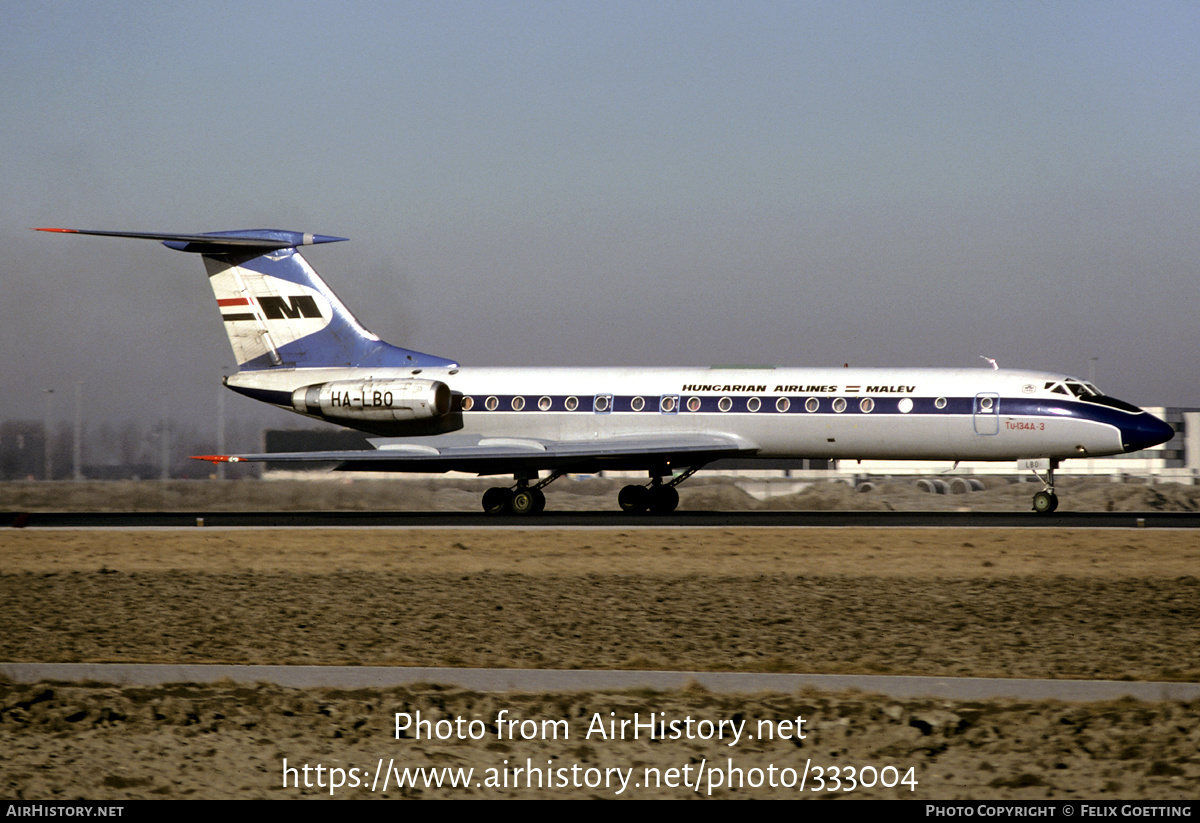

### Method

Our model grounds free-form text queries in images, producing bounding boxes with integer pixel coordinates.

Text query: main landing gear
[480,467,698,515]
[618,467,698,515]
[481,470,566,516]
[1029,459,1060,514]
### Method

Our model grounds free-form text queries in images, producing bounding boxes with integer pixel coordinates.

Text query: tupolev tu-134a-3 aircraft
[39,227,1174,515]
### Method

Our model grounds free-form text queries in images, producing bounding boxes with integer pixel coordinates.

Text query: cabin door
[973,393,1000,435]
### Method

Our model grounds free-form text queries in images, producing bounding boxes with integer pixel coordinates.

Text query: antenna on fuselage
[980,356,998,370]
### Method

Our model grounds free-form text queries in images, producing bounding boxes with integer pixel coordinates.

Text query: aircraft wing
[193,433,754,476]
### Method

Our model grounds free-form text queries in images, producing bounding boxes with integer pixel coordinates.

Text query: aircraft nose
[1121,412,1174,453]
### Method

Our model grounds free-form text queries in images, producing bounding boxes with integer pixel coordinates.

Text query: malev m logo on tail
[218,294,322,322]
[260,295,322,320]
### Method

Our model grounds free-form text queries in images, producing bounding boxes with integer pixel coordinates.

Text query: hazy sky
[3,1,1199,434]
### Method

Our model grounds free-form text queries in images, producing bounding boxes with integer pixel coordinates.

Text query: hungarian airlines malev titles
[38,228,1173,514]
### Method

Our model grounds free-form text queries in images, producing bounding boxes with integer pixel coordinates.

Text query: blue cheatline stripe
[453,394,1137,422]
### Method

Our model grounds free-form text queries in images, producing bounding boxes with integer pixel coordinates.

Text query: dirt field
[2,480,1198,799]
[4,679,1197,800]
[3,527,1200,680]
[3,529,1199,800]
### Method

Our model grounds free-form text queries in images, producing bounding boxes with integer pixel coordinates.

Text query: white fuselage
[229,365,1139,463]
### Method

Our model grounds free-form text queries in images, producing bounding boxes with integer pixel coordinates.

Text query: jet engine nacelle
[291,379,452,422]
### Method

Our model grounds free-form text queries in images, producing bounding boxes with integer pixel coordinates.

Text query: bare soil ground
[4,528,1200,680]
[4,680,1197,800]
[1,480,1198,799]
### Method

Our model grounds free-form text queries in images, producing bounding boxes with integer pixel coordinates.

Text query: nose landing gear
[1028,459,1060,514]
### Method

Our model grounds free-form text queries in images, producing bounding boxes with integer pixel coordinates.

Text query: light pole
[161,394,170,481]
[42,389,54,481]
[72,382,83,481]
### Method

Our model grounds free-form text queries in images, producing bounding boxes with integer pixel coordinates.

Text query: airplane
[37,227,1175,515]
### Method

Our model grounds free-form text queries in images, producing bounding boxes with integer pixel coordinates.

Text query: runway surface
[4,663,1199,702]
[7,509,1200,528]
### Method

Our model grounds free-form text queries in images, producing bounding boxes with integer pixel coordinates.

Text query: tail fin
[36,228,457,371]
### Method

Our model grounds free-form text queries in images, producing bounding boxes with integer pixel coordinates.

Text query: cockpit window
[1063,380,1098,398]
[1046,379,1103,398]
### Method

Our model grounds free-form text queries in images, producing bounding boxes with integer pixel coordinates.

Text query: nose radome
[1122,413,1174,453]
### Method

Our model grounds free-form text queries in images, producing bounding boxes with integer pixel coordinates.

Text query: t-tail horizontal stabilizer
[35,227,348,252]
[36,227,457,372]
